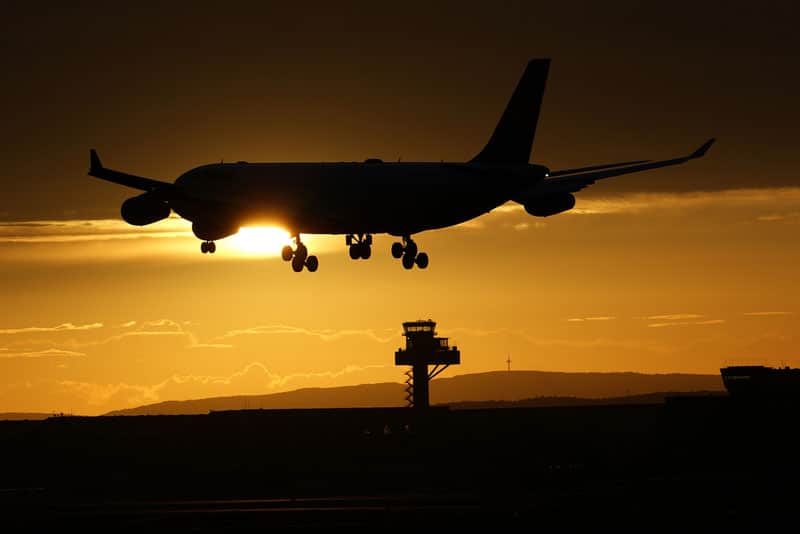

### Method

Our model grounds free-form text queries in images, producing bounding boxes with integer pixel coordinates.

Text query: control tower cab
[395,320,460,409]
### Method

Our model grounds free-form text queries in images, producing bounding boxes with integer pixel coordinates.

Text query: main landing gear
[281,235,318,273]
[392,235,428,270]
[200,241,216,254]
[346,233,372,260]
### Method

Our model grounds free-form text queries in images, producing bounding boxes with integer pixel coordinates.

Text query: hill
[106,370,724,416]
[0,412,53,421]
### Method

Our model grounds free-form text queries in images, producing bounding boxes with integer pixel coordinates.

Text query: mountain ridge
[105,370,724,416]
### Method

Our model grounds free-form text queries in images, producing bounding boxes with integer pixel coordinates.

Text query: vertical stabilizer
[471,59,550,165]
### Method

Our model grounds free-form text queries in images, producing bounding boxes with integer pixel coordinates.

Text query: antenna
[506,354,512,372]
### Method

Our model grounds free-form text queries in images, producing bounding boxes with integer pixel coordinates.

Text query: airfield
[1,398,798,531]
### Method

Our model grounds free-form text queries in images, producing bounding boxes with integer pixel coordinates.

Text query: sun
[229,226,291,256]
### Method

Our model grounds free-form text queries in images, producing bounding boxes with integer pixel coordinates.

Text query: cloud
[486,188,800,219]
[0,218,191,243]
[0,348,86,359]
[455,219,486,230]
[58,361,388,408]
[567,316,616,322]
[0,322,104,335]
[757,212,800,222]
[568,188,800,216]
[217,324,397,344]
[447,326,672,352]
[491,204,524,214]
[743,311,793,317]
[648,319,725,328]
[646,314,704,321]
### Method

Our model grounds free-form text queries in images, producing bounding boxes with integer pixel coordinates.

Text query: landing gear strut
[200,241,216,254]
[281,235,318,272]
[392,235,428,270]
[346,233,372,260]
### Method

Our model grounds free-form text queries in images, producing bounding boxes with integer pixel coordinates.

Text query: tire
[402,254,415,270]
[295,243,308,263]
[349,244,361,260]
[360,245,372,260]
[281,245,293,261]
[291,256,304,272]
[391,242,404,259]
[200,242,208,254]
[405,241,418,259]
[306,255,319,272]
[415,252,428,269]
[208,242,216,254]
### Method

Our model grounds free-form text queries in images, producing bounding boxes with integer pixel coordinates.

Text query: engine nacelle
[121,193,171,226]
[523,193,576,217]
[191,219,239,241]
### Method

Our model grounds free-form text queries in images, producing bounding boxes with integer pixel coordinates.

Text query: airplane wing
[88,149,173,193]
[527,139,715,196]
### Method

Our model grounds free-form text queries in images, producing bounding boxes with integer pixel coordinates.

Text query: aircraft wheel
[391,242,404,259]
[200,242,208,254]
[402,254,415,270]
[360,244,372,260]
[208,241,216,254]
[295,243,308,263]
[405,241,418,259]
[291,256,304,272]
[281,245,293,261]
[349,244,361,260]
[306,255,319,272]
[415,252,428,269]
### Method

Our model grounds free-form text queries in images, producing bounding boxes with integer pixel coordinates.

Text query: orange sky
[1,2,798,414]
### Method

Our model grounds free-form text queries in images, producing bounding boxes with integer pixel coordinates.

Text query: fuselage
[171,160,546,238]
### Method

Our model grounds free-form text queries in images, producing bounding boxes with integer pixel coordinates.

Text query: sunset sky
[1,2,798,415]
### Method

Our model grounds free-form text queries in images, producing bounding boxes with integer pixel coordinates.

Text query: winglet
[690,138,715,159]
[89,149,103,173]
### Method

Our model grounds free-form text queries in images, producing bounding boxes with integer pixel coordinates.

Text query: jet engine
[191,219,239,242]
[120,192,171,226]
[523,193,576,217]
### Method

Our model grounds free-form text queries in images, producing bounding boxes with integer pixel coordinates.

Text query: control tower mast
[395,320,460,409]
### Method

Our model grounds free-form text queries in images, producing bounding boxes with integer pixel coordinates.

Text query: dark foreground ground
[1,397,798,532]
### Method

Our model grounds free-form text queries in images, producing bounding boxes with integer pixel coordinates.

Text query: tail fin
[471,59,550,166]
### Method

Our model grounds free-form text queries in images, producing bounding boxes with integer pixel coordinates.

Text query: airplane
[89,58,714,272]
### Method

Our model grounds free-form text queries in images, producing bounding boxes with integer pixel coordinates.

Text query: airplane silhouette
[89,59,714,272]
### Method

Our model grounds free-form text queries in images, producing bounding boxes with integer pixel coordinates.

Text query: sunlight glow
[229,226,291,256]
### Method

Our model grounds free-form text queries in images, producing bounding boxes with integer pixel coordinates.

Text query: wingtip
[691,138,716,159]
[89,149,102,173]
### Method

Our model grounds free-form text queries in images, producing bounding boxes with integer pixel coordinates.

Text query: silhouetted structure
[395,320,460,409]
[88,59,713,273]
[721,365,800,398]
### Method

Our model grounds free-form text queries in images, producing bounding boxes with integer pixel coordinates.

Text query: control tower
[395,320,460,409]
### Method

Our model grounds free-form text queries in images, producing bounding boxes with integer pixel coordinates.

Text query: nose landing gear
[392,235,428,270]
[200,241,216,254]
[281,235,318,272]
